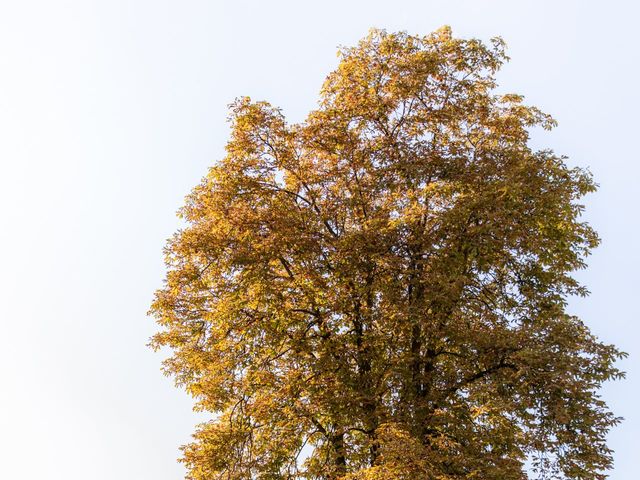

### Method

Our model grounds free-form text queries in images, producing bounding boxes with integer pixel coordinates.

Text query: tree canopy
[149,27,624,480]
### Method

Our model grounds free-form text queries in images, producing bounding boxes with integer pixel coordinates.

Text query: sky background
[0,1,637,478]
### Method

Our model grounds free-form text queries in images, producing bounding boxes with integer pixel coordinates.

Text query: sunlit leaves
[149,27,624,480]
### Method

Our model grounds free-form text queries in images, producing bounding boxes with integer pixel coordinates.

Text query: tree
[149,27,625,480]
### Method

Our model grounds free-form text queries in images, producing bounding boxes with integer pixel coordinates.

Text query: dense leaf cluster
[150,27,624,480]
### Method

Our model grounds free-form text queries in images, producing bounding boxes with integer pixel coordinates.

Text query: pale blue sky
[0,1,637,478]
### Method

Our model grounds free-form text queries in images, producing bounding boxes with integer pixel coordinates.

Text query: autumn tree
[149,27,624,480]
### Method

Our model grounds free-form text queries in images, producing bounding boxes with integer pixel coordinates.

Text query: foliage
[150,27,625,480]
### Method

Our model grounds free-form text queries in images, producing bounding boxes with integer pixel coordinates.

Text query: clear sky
[0,1,637,478]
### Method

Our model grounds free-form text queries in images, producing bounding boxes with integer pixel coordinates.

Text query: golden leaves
[149,27,623,480]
